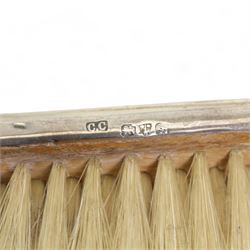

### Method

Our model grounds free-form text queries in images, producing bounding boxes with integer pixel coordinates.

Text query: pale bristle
[111,155,151,250]
[176,169,188,222]
[0,164,31,250]
[150,155,187,250]
[69,158,111,250]
[176,169,188,204]
[102,174,116,222]
[37,162,68,250]
[210,167,226,235]
[187,152,225,249]
[31,180,45,225]
[31,180,45,248]
[0,183,6,199]
[141,172,153,216]
[226,150,250,249]
[66,178,81,234]
[246,166,250,180]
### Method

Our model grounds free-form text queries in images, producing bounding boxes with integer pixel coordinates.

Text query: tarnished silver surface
[1,99,250,146]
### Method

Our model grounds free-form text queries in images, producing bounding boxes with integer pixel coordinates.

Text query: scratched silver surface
[0,99,250,146]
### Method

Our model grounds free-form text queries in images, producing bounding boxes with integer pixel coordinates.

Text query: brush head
[0,100,250,250]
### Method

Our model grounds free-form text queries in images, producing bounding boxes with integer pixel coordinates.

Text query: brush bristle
[102,174,116,223]
[176,169,188,222]
[1,149,250,249]
[176,169,188,204]
[150,155,187,250]
[210,167,226,236]
[187,152,225,250]
[226,150,250,249]
[69,158,111,250]
[66,178,81,235]
[37,162,68,250]
[111,155,151,250]
[31,179,45,248]
[0,183,6,199]
[141,172,153,216]
[246,165,250,181]
[0,164,31,250]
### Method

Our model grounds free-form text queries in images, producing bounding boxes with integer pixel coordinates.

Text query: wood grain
[0,131,250,182]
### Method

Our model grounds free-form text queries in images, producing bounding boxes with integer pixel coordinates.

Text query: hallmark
[86,120,108,132]
[121,121,169,137]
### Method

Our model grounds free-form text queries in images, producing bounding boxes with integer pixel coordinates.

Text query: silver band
[1,99,250,146]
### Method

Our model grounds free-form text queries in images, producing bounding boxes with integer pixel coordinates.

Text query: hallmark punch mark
[86,120,108,132]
